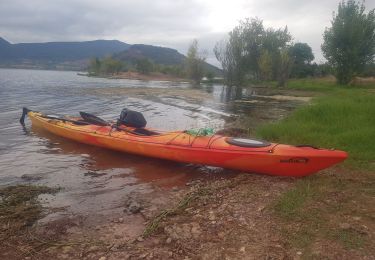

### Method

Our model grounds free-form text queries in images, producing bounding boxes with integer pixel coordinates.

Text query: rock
[166,237,172,244]
[137,236,144,242]
[118,217,124,223]
[172,186,179,191]
[98,257,107,260]
[297,251,302,255]
[340,223,350,230]
[191,223,201,237]
[208,211,216,221]
[128,201,142,214]
[115,234,122,239]
[240,246,246,252]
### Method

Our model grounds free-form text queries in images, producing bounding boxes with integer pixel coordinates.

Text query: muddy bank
[0,175,293,259]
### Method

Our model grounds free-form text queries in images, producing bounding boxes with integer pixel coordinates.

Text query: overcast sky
[1,0,374,66]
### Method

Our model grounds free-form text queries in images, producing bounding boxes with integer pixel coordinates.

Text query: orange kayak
[24,110,347,177]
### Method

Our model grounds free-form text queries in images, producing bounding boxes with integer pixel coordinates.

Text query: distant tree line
[87,41,211,84]
[214,0,375,86]
[214,18,331,87]
[88,56,187,77]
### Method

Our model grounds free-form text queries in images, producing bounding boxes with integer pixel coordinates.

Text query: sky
[1,0,375,66]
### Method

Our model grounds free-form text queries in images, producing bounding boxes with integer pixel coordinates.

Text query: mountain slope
[114,44,185,65]
[0,38,130,61]
[0,37,221,74]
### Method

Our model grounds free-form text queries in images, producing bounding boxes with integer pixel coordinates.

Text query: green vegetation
[88,57,123,76]
[322,0,375,84]
[214,1,374,87]
[135,57,154,74]
[289,42,315,78]
[257,81,375,168]
[254,78,375,255]
[214,18,293,87]
[0,185,59,231]
[186,39,206,84]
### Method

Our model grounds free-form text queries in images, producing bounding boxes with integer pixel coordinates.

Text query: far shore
[86,71,189,82]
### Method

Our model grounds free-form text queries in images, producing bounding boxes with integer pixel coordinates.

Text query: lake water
[0,68,303,221]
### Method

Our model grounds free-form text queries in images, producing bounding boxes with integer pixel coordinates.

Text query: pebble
[137,236,144,242]
[166,237,172,244]
[240,246,246,252]
[118,217,124,223]
[297,251,302,255]
[340,223,350,230]
[208,211,216,221]
[128,201,142,214]
[98,257,107,260]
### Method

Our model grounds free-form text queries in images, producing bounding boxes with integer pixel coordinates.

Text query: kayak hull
[28,111,348,177]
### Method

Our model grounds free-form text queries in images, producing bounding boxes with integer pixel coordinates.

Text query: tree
[136,58,153,74]
[87,57,123,75]
[258,49,273,81]
[88,58,101,75]
[186,39,206,84]
[289,42,315,78]
[277,48,294,87]
[100,57,123,75]
[322,0,375,84]
[214,17,292,86]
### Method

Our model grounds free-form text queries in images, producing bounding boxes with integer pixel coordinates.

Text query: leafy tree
[214,18,263,86]
[186,39,206,84]
[88,58,101,75]
[214,17,292,86]
[258,49,273,81]
[277,48,294,87]
[262,27,293,80]
[88,57,123,75]
[289,43,315,78]
[322,0,375,84]
[100,57,123,75]
[136,58,154,74]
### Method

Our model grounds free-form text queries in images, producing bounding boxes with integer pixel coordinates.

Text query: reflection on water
[0,68,307,220]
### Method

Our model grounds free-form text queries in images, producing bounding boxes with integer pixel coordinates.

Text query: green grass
[256,78,375,255]
[257,86,375,169]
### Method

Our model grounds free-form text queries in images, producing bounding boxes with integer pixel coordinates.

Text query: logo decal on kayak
[280,157,309,164]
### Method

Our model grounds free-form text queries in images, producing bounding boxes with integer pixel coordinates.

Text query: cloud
[0,0,374,65]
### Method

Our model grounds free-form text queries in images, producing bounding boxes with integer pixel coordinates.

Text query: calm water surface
[0,68,301,220]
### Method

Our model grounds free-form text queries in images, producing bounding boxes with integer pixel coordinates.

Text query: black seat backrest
[118,109,147,128]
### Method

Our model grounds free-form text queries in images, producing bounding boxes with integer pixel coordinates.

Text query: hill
[0,37,130,70]
[114,44,221,75]
[0,37,221,74]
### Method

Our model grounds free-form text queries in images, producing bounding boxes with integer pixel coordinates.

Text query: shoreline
[1,78,374,259]
[87,71,189,82]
